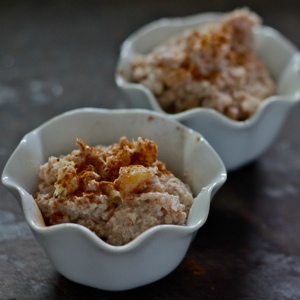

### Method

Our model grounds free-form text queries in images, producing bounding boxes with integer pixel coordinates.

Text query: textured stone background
[1,1,300,299]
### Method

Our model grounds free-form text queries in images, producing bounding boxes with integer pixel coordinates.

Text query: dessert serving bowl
[2,108,226,291]
[116,12,300,171]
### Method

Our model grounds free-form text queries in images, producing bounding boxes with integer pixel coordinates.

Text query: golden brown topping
[115,165,155,200]
[131,8,275,120]
[34,136,194,245]
[52,137,162,199]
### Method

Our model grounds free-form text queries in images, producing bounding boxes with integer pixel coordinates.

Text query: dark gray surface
[1,1,300,299]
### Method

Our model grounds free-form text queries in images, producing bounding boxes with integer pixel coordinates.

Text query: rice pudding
[34,137,194,246]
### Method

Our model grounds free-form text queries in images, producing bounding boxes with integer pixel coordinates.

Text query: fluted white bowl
[116,12,300,171]
[2,108,226,291]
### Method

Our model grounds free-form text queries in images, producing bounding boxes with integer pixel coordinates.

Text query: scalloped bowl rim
[118,82,300,129]
[2,108,227,253]
[116,12,300,128]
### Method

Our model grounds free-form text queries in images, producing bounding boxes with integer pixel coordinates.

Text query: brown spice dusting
[34,137,193,246]
[130,8,275,121]
[147,116,155,121]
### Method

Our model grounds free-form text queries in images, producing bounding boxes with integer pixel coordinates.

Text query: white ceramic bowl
[116,12,300,171]
[2,108,226,291]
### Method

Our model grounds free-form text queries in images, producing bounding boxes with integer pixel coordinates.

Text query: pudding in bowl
[2,108,226,291]
[34,136,194,246]
[116,9,300,170]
